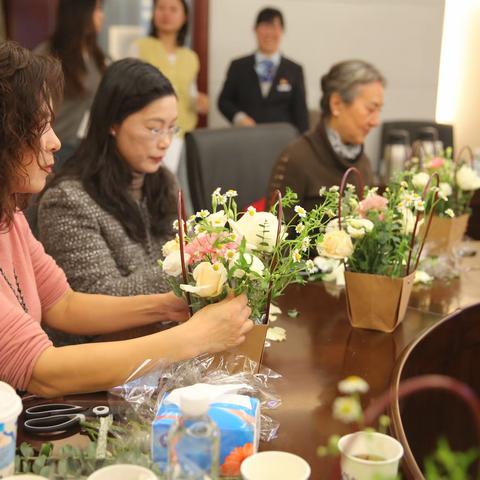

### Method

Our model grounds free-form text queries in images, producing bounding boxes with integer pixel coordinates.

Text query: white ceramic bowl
[86,464,157,480]
[241,451,311,480]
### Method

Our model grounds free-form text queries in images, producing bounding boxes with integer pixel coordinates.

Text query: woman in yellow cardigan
[131,0,209,138]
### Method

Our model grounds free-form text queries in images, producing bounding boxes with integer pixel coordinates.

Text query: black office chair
[378,120,454,174]
[185,123,299,212]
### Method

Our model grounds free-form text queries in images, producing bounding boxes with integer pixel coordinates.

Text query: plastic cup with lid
[0,381,23,477]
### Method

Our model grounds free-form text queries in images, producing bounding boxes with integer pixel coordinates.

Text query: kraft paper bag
[423,214,469,256]
[344,271,416,333]
[211,324,269,374]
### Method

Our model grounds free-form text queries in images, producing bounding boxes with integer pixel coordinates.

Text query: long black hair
[149,0,189,47]
[51,0,106,96]
[45,58,177,243]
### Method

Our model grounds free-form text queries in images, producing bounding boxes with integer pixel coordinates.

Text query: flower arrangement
[315,169,434,278]
[406,146,480,217]
[159,188,339,321]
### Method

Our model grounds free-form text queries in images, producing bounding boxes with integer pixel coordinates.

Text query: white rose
[162,251,189,277]
[412,172,430,190]
[162,238,179,257]
[180,262,227,298]
[229,252,265,278]
[439,182,452,198]
[346,218,374,238]
[233,211,280,251]
[206,210,228,228]
[456,165,480,191]
[317,230,354,259]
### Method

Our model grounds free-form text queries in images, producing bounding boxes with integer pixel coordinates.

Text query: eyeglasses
[146,125,180,140]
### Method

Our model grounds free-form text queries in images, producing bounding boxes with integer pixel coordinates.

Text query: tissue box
[152,390,260,476]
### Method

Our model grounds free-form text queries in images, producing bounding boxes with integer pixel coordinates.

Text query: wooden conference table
[18,243,480,478]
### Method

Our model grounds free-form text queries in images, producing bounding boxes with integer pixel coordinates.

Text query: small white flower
[329,185,340,192]
[301,236,311,252]
[225,249,236,260]
[194,224,205,235]
[292,249,302,262]
[400,181,408,189]
[439,182,453,198]
[445,208,455,218]
[225,189,238,198]
[212,187,222,197]
[319,187,326,196]
[294,205,307,218]
[338,376,369,394]
[305,259,316,274]
[197,209,210,218]
[332,397,362,423]
[295,223,305,234]
[247,206,256,216]
[206,210,227,228]
[172,219,179,231]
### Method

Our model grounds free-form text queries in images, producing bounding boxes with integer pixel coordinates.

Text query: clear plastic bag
[108,354,282,443]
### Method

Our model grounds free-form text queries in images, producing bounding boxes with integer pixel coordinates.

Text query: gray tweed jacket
[37,179,175,344]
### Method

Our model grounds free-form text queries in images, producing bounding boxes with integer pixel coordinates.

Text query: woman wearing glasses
[0,42,252,394]
[38,58,184,344]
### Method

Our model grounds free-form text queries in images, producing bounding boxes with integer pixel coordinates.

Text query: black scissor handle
[25,403,85,418]
[24,414,86,433]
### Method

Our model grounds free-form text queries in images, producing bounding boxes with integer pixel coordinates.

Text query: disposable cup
[241,451,311,480]
[0,382,23,477]
[338,431,404,480]
[87,464,157,480]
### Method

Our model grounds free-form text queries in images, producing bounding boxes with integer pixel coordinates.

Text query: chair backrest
[390,303,480,479]
[185,123,298,212]
[378,120,454,172]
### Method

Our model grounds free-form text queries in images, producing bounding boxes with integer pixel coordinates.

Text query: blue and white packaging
[0,382,22,477]
[152,383,260,475]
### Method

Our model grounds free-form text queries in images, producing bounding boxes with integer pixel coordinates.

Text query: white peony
[180,262,227,298]
[456,165,480,191]
[233,211,280,252]
[412,172,430,190]
[162,251,189,277]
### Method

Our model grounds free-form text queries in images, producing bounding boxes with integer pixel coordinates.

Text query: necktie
[257,59,276,83]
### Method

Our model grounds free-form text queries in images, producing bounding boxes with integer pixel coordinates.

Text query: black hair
[149,0,189,47]
[255,7,284,28]
[50,0,106,96]
[45,58,178,243]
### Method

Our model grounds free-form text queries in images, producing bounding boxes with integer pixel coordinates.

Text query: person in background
[0,41,252,396]
[35,0,106,168]
[38,58,183,345]
[130,0,209,173]
[268,60,384,212]
[218,7,308,134]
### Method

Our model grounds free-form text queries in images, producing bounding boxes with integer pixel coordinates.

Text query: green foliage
[423,438,479,480]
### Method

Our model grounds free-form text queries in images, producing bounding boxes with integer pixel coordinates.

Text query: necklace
[0,266,29,313]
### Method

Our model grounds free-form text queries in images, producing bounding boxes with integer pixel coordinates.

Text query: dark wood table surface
[18,243,480,479]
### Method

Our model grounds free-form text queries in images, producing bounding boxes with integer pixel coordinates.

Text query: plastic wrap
[108,354,282,445]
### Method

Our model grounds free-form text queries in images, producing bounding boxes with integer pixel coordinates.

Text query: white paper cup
[241,451,311,480]
[0,382,23,477]
[87,464,157,480]
[338,431,404,480]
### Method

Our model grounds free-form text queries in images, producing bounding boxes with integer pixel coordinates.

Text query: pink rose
[358,194,388,219]
[429,157,445,169]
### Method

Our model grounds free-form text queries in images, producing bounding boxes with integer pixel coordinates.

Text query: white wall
[209,0,445,168]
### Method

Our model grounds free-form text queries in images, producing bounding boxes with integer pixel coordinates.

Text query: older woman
[268,60,384,211]
[0,41,252,396]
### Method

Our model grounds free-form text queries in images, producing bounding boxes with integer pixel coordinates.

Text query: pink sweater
[0,212,69,390]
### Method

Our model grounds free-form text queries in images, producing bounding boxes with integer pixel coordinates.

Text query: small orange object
[220,442,254,476]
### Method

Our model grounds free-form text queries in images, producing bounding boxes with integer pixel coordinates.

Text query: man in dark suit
[218,7,309,134]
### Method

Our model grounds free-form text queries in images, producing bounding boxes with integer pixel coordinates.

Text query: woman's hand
[156,292,189,323]
[196,92,210,114]
[185,294,253,354]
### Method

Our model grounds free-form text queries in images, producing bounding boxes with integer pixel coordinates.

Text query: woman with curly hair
[0,41,252,396]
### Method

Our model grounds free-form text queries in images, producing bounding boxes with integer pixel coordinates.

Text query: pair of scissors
[24,403,110,434]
